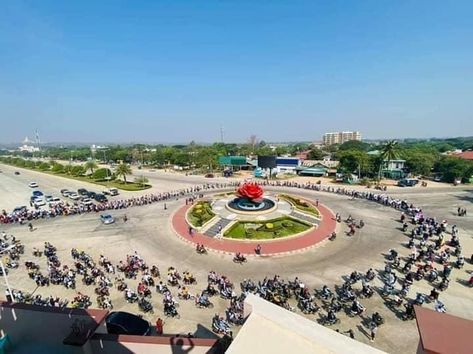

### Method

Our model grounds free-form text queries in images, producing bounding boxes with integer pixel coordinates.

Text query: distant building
[452,150,473,161]
[297,159,340,176]
[323,131,361,146]
[18,137,40,153]
[382,159,406,179]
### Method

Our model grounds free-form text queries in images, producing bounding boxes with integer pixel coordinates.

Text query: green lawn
[279,194,320,217]
[188,201,216,227]
[224,217,311,240]
[45,172,152,191]
[0,161,151,191]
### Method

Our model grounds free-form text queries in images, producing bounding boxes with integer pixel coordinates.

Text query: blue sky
[1,0,472,143]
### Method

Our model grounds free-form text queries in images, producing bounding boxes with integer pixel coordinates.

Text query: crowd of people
[1,177,471,344]
[0,183,238,225]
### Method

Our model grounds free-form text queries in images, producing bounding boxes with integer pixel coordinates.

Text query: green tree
[71,165,85,176]
[84,160,98,174]
[308,149,325,160]
[115,163,132,183]
[51,162,65,173]
[338,150,370,177]
[403,151,436,176]
[38,162,51,171]
[92,168,113,180]
[434,157,473,183]
[338,140,371,152]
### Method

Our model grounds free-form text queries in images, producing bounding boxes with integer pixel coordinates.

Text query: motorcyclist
[362,283,373,297]
[351,299,364,315]
[372,312,383,324]
[429,287,439,300]
[456,256,465,268]
[327,309,337,323]
[321,285,332,299]
[434,299,446,313]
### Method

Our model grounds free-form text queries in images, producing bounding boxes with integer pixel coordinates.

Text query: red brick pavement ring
[171,200,336,256]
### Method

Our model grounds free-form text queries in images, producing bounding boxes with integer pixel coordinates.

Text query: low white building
[227,294,387,354]
[18,137,40,153]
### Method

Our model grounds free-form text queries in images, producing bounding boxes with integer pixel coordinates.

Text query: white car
[81,198,94,206]
[33,198,46,207]
[45,195,54,203]
[103,188,119,196]
[28,182,39,188]
[49,197,62,205]
[68,192,80,200]
[100,214,115,224]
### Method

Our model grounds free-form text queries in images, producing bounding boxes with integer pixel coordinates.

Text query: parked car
[105,312,150,336]
[49,197,62,205]
[60,189,71,197]
[433,175,442,182]
[12,206,27,214]
[87,191,97,199]
[100,214,115,225]
[32,191,44,198]
[28,182,39,188]
[68,192,80,200]
[77,188,88,196]
[94,194,108,203]
[33,198,46,207]
[81,198,94,206]
[103,188,119,196]
[45,195,54,203]
[14,171,20,175]
[398,179,419,187]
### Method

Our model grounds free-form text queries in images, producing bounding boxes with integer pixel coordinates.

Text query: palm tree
[115,163,132,184]
[378,140,399,179]
[84,160,98,175]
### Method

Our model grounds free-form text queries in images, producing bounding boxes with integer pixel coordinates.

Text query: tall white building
[323,131,361,145]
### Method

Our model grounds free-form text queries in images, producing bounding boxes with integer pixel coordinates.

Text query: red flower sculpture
[237,182,264,203]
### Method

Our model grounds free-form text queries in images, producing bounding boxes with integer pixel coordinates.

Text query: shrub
[71,165,85,176]
[92,168,113,180]
[38,162,51,171]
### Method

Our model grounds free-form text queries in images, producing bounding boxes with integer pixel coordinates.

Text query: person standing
[369,321,378,342]
[156,318,164,335]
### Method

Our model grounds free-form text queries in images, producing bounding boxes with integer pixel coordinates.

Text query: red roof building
[414,305,473,354]
[453,151,473,160]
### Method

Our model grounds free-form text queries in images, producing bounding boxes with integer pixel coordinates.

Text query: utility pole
[220,125,225,143]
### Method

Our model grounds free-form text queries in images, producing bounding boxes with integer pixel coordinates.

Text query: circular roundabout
[172,182,336,255]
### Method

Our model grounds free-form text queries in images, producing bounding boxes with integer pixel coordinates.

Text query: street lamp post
[0,245,16,303]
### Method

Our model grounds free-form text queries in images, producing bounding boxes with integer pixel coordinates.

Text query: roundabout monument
[172,182,337,255]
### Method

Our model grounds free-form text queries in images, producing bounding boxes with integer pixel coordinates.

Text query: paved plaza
[0,163,472,353]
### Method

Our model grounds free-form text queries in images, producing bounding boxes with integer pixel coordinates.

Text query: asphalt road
[0,164,472,353]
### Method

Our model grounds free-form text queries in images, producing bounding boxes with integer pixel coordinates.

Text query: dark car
[14,171,20,175]
[12,206,27,214]
[105,311,150,336]
[87,191,97,199]
[78,188,88,196]
[398,179,419,187]
[32,190,44,198]
[94,193,108,203]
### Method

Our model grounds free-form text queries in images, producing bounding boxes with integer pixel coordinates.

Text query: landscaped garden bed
[278,194,320,217]
[224,216,311,240]
[188,201,216,227]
